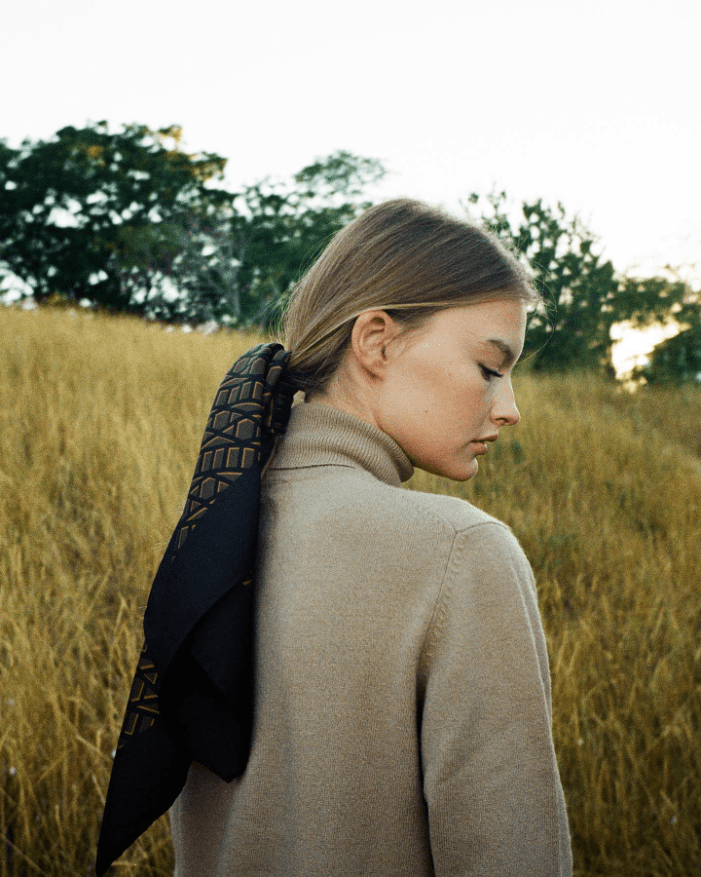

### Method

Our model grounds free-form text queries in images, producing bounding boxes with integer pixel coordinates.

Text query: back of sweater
[170,403,572,876]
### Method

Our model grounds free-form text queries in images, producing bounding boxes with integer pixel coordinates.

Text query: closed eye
[480,365,504,381]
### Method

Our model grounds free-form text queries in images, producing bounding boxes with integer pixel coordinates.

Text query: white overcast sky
[2,0,700,283]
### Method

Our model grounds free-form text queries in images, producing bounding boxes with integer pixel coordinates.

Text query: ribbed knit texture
[170,403,572,876]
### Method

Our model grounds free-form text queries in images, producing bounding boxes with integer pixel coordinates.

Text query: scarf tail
[96,698,190,876]
[96,344,296,874]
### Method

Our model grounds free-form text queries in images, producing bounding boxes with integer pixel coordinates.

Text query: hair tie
[96,343,297,875]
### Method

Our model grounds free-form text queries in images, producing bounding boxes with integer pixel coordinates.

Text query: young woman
[98,199,572,876]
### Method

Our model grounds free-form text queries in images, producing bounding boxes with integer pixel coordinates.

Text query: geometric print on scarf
[96,343,296,877]
[115,344,292,745]
[174,346,289,554]
[118,644,159,745]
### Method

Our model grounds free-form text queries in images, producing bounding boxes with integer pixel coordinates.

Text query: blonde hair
[280,198,539,396]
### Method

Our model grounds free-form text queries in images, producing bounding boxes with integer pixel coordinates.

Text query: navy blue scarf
[96,343,297,875]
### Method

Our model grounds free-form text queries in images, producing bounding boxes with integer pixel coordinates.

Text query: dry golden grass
[1,305,700,876]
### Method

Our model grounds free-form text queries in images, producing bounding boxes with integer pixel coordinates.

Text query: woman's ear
[349,311,398,379]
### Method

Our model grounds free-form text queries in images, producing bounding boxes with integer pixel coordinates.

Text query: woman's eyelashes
[479,364,504,381]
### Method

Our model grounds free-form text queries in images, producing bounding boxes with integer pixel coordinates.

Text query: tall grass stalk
[1,306,700,875]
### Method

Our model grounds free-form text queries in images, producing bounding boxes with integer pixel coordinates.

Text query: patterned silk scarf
[96,343,297,875]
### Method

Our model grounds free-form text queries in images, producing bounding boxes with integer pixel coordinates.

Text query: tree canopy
[0,126,385,326]
[465,192,699,380]
[0,123,234,315]
[1,122,698,382]
[229,150,386,327]
[632,320,701,384]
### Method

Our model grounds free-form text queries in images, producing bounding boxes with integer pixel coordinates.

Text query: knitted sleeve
[419,522,572,877]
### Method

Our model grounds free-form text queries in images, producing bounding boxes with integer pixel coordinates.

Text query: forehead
[429,299,527,345]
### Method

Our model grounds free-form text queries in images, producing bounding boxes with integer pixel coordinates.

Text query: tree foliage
[0,123,234,314]
[0,127,385,326]
[466,192,700,377]
[634,323,701,383]
[616,274,701,383]
[2,123,697,382]
[230,151,386,327]
[467,192,620,373]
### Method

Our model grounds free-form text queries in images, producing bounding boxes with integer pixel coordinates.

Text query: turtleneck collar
[267,402,414,487]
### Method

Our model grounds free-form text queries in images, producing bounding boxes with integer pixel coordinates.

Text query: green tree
[0,136,385,326]
[615,274,699,332]
[635,323,701,383]
[623,275,701,384]
[466,193,701,379]
[160,211,246,324]
[467,192,620,373]
[231,150,386,327]
[0,123,234,314]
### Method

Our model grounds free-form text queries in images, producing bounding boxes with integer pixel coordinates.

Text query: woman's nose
[493,381,521,427]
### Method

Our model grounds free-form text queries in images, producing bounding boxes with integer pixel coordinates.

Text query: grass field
[1,304,700,876]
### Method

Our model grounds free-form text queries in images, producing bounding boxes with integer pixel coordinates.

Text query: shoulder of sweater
[398,488,532,573]
[322,466,515,541]
[400,485,512,537]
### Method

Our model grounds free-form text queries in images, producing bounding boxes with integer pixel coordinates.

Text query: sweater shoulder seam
[418,519,518,680]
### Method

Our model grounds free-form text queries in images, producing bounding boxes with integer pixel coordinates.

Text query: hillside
[1,305,699,876]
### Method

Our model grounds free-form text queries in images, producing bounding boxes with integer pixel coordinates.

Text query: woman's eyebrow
[484,339,517,367]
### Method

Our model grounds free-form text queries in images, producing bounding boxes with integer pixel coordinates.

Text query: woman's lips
[472,435,497,455]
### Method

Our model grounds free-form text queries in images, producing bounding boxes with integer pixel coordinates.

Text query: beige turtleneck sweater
[170,403,572,876]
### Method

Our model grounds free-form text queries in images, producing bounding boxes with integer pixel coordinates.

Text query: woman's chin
[454,459,479,482]
[418,456,479,482]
